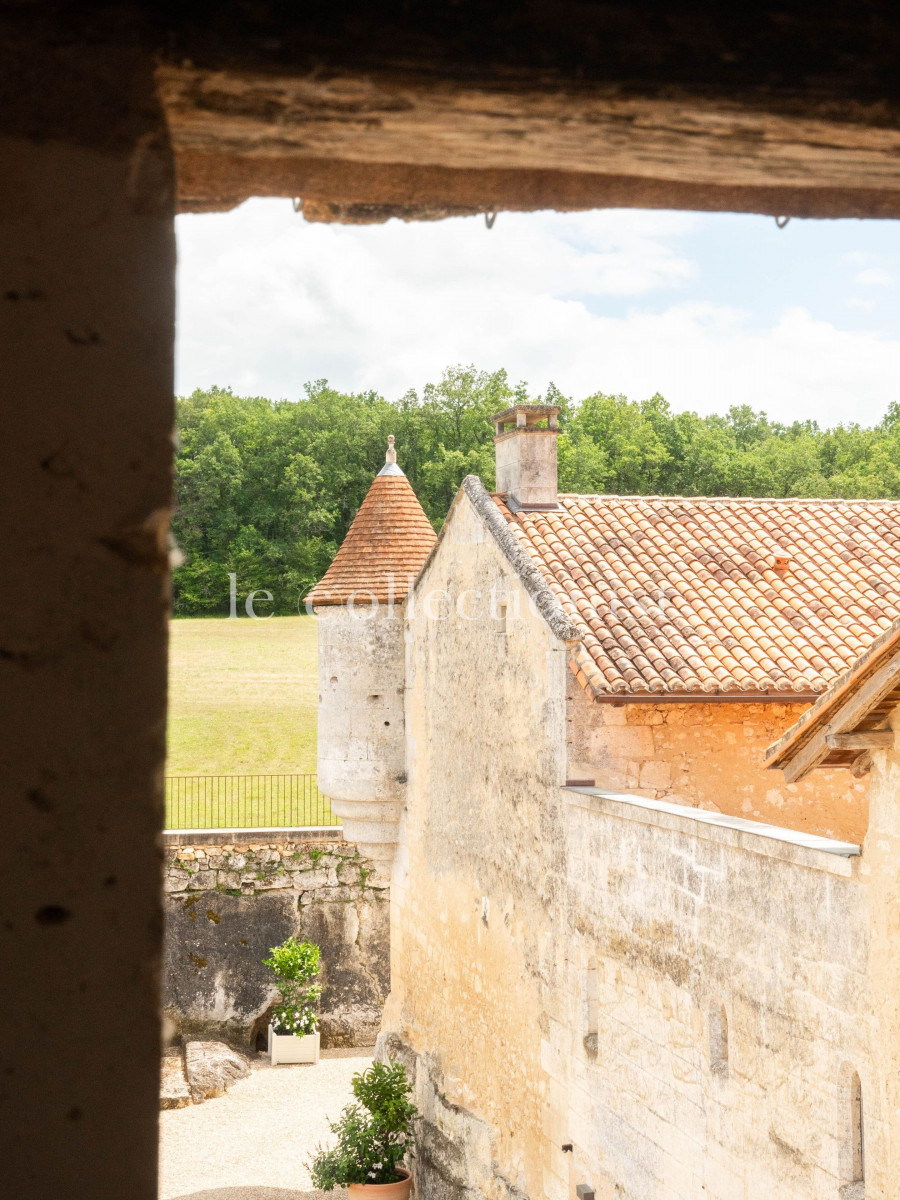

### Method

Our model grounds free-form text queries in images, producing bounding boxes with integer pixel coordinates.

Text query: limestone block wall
[495,427,558,507]
[391,769,889,1200]
[560,791,881,1200]
[566,680,869,842]
[162,834,389,1049]
[385,487,892,1200]
[317,604,407,868]
[857,716,900,1190]
[387,489,573,1200]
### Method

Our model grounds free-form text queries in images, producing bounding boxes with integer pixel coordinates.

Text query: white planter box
[268,1025,320,1066]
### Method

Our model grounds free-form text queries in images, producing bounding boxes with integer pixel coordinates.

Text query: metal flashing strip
[564,786,861,858]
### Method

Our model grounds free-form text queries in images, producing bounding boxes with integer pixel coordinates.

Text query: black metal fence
[164,774,340,830]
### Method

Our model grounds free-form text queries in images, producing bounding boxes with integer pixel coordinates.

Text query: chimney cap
[492,403,560,435]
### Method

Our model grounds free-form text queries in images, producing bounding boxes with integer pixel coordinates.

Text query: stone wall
[386,484,893,1200]
[163,833,389,1049]
[1,30,175,1200]
[567,680,869,842]
[387,487,573,1200]
[317,603,407,873]
[559,790,879,1200]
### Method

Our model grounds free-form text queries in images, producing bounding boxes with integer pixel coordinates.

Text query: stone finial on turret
[377,434,404,477]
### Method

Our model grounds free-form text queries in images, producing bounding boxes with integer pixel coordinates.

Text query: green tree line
[172,366,900,616]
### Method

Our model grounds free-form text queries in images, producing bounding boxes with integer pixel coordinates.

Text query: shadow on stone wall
[163,839,389,1050]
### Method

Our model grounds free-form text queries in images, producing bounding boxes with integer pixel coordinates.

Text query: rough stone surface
[163,839,389,1049]
[161,1050,192,1110]
[0,27,175,1200]
[184,1042,250,1103]
[567,681,869,842]
[494,422,559,510]
[316,605,407,872]
[387,490,571,1200]
[460,476,579,645]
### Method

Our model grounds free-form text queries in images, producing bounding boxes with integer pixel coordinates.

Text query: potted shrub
[310,1060,417,1198]
[263,936,323,1065]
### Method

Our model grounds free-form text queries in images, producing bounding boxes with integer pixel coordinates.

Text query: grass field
[166,616,327,827]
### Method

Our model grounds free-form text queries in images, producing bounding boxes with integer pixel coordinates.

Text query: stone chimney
[492,403,561,510]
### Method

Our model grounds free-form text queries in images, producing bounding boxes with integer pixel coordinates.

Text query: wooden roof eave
[765,629,900,782]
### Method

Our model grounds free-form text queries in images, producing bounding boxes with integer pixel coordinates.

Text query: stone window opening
[15,12,900,1199]
[709,1003,729,1078]
[498,603,508,635]
[840,1069,865,1198]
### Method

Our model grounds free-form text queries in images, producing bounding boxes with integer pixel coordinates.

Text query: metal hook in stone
[484,211,497,230]
[775,215,790,229]
[292,197,304,213]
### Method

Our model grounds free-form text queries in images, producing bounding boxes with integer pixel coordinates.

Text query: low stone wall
[558,789,874,1200]
[163,831,389,1049]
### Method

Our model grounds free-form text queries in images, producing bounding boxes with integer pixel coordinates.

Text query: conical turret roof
[309,438,436,607]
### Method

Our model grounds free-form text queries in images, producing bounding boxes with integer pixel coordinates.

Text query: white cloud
[176,199,900,428]
[583,304,899,426]
[855,267,894,287]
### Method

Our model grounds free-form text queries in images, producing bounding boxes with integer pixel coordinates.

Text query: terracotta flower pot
[348,1166,412,1200]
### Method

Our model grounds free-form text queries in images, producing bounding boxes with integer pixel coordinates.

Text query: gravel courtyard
[159,1047,373,1200]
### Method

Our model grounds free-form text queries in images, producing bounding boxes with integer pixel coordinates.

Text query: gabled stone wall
[162,835,389,1049]
[384,483,891,1200]
[387,487,572,1200]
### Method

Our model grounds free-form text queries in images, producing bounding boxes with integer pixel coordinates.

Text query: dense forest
[173,366,900,615]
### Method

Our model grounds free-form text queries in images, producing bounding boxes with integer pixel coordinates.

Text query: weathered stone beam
[161,66,900,219]
[174,151,900,221]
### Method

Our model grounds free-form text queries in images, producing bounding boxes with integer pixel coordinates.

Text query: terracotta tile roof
[494,493,900,698]
[309,472,436,607]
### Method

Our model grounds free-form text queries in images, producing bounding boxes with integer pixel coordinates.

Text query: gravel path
[160,1047,373,1200]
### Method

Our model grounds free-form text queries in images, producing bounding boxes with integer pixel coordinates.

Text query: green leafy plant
[263,936,322,1037]
[310,1060,417,1188]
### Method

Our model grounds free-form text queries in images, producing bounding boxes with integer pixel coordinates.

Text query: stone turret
[309,438,435,876]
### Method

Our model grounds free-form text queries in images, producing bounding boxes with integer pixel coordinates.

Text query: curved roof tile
[495,493,900,699]
[309,470,436,607]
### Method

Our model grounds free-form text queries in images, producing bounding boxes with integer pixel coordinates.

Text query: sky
[176,198,900,428]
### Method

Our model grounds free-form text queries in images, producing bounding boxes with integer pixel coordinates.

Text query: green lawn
[166,615,332,828]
